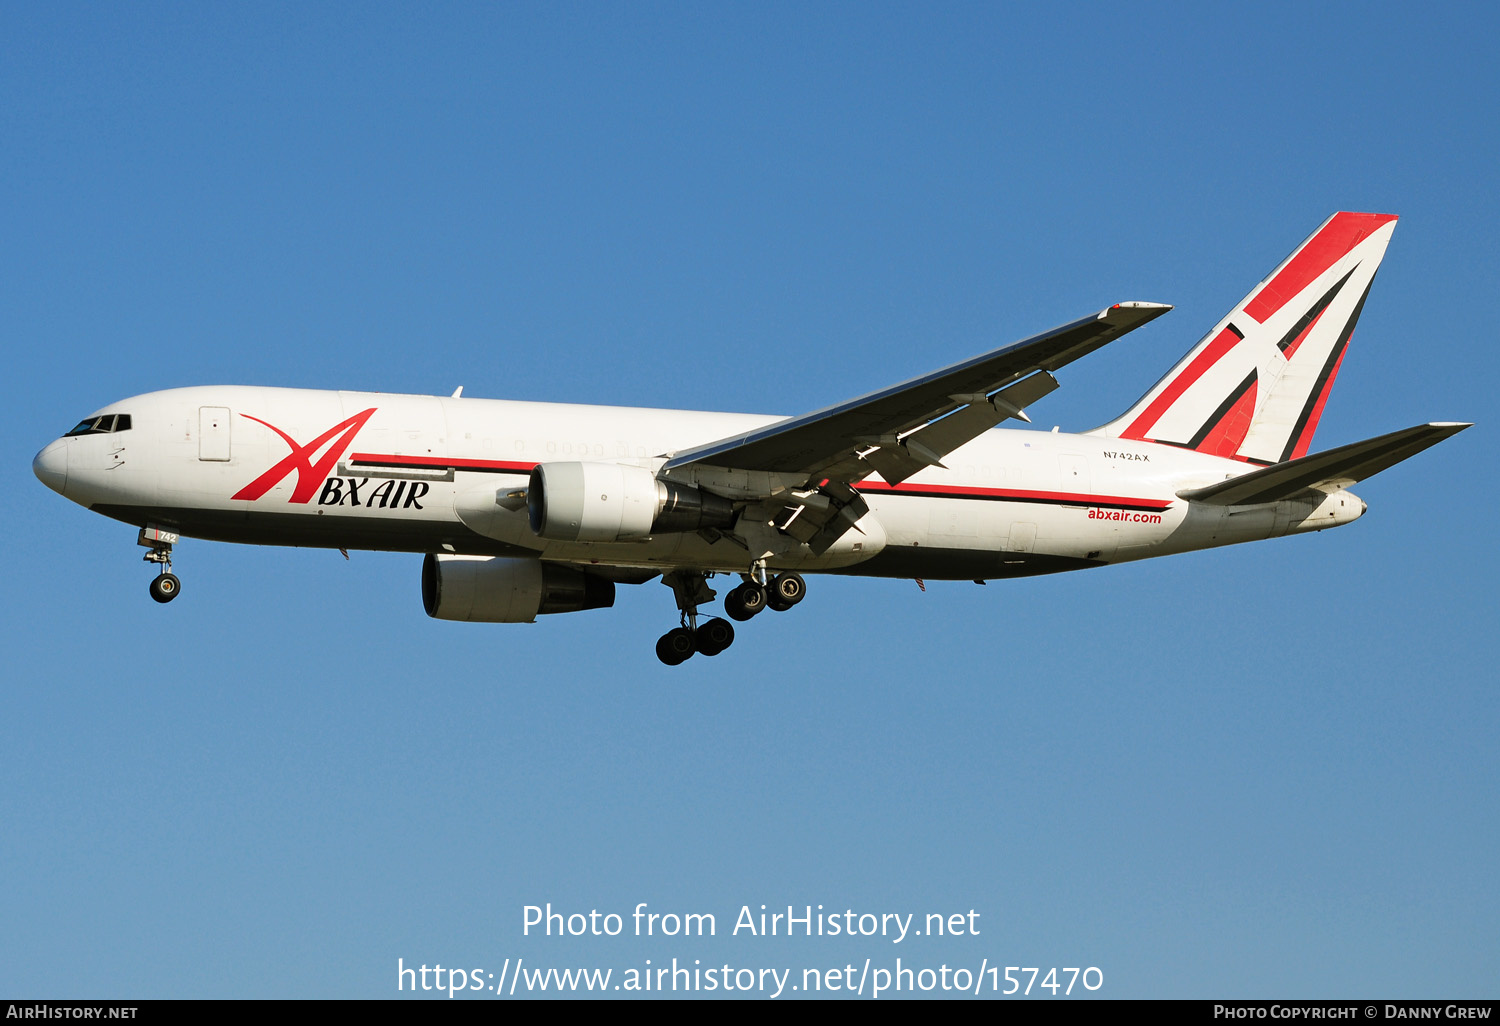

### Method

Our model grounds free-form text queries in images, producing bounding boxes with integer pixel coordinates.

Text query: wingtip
[1100,301,1173,323]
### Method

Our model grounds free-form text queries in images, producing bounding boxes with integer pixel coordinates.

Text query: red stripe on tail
[1120,325,1242,440]
[1197,379,1258,459]
[1242,212,1395,324]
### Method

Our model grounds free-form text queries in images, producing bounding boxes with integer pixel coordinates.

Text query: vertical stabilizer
[1092,212,1398,464]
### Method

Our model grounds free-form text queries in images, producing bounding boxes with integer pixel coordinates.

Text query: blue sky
[3,2,1495,999]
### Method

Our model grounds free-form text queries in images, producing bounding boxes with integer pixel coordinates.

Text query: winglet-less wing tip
[1105,301,1173,316]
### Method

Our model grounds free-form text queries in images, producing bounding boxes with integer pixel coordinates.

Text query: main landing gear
[138,524,182,604]
[656,570,734,666]
[655,566,807,665]
[724,570,805,619]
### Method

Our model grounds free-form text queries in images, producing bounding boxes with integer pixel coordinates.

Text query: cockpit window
[64,414,132,437]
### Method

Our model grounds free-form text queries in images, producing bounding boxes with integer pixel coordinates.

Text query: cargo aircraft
[33,212,1468,664]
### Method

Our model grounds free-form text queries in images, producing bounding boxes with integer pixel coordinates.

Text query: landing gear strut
[138,524,182,604]
[656,570,736,665]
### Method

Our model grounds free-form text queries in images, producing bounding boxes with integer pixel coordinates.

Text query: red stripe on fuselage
[350,454,1171,512]
[856,479,1172,512]
[349,453,537,473]
[1242,212,1395,324]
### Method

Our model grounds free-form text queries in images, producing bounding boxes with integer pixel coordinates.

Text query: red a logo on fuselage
[232,408,378,503]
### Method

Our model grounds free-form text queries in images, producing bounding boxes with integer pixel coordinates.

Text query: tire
[656,627,697,665]
[770,572,805,607]
[724,584,764,621]
[695,617,735,656]
[149,573,181,604]
[730,583,767,619]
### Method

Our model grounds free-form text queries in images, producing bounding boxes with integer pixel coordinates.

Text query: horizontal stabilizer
[1176,422,1470,506]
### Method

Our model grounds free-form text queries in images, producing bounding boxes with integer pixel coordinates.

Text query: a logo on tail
[233,408,378,502]
[1096,212,1397,464]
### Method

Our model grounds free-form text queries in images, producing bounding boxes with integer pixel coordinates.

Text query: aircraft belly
[87,503,535,556]
[863,492,1130,575]
[831,546,1104,580]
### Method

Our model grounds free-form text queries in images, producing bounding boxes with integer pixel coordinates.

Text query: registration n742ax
[33,212,1468,664]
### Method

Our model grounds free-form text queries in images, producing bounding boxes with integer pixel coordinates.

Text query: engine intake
[421,554,614,623]
[527,461,735,542]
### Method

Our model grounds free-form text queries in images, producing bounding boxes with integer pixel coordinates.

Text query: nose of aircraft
[33,439,68,495]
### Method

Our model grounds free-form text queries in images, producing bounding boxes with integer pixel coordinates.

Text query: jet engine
[527,461,735,542]
[421,554,614,623]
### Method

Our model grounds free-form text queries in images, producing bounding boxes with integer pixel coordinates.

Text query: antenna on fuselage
[451,386,464,398]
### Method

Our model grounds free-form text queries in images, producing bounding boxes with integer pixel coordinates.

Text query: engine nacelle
[527,461,735,542]
[421,554,614,623]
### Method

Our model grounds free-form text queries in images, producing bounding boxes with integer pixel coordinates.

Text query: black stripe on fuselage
[858,487,1169,513]
[347,459,532,475]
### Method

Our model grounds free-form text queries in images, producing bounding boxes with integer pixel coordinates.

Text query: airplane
[33,211,1469,665]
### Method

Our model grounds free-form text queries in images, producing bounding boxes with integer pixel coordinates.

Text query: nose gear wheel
[149,572,181,604]
[138,524,182,604]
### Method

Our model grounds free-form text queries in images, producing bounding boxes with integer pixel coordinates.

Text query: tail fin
[1092,212,1399,464]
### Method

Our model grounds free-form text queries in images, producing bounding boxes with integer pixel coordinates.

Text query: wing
[663,302,1171,552]
[663,302,1171,486]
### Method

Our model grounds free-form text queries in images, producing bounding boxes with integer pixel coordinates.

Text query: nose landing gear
[138,524,182,604]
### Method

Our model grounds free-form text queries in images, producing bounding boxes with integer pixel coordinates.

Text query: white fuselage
[33,385,1364,580]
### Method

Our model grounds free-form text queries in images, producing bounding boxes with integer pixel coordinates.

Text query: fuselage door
[199,407,232,461]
